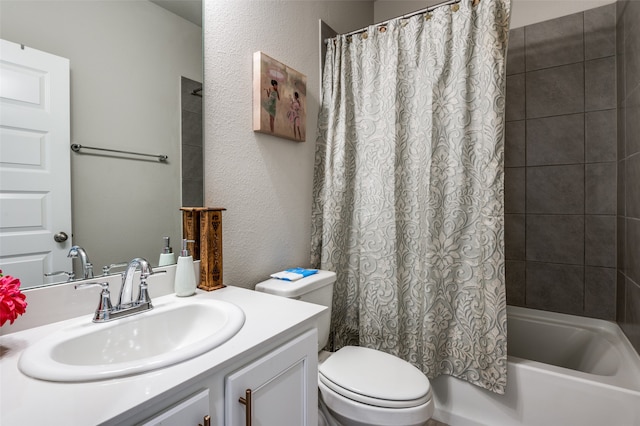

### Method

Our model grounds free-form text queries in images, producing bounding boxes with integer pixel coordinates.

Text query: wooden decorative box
[180,207,226,291]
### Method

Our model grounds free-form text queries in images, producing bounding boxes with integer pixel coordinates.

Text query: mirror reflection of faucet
[67,245,94,279]
[44,270,75,281]
[102,262,128,276]
[75,257,166,323]
[44,248,129,283]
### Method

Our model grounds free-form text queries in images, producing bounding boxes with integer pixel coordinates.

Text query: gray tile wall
[616,0,640,353]
[181,77,203,207]
[504,4,618,320]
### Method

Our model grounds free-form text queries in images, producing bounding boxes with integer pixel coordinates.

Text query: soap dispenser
[174,239,197,297]
[158,236,176,266]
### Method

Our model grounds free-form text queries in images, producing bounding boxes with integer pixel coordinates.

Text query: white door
[225,329,318,426]
[0,39,72,288]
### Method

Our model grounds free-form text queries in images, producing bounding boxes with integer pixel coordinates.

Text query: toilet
[255,270,434,426]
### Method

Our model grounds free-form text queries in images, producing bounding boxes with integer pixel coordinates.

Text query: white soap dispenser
[158,236,176,266]
[174,239,197,297]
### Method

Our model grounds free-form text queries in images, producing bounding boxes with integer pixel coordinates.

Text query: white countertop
[0,286,325,425]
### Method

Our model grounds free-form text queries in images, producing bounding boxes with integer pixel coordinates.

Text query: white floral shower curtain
[311,0,511,393]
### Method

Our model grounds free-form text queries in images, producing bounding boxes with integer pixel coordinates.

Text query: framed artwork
[253,51,307,142]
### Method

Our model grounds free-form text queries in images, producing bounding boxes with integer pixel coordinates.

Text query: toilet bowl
[255,270,434,426]
[318,346,433,426]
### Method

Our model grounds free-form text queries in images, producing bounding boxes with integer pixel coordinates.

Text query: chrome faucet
[118,257,154,308]
[75,257,163,323]
[67,245,94,279]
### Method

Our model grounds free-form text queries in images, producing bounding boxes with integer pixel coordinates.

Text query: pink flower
[0,269,27,327]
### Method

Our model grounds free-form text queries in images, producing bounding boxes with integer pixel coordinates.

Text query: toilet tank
[255,270,335,351]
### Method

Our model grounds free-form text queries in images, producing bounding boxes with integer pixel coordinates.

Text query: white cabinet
[110,328,319,426]
[140,389,210,426]
[225,329,318,426]
[1,287,326,426]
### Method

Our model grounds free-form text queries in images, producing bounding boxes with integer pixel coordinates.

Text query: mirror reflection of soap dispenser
[175,239,196,297]
[158,236,176,266]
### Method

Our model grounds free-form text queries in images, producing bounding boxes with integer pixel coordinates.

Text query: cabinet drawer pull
[238,388,252,426]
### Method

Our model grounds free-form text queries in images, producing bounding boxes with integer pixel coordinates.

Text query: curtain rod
[324,0,465,45]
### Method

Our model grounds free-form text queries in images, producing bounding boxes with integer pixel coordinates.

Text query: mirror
[0,0,203,288]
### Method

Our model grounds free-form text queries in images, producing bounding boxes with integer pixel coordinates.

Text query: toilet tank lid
[255,269,336,298]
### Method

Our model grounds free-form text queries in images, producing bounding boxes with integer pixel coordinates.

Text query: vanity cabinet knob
[238,388,252,426]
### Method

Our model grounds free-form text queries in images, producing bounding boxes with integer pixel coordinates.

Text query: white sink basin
[18,298,245,382]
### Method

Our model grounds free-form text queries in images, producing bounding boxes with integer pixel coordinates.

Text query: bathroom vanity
[0,283,325,425]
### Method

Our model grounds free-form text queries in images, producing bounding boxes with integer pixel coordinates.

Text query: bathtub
[431,306,640,426]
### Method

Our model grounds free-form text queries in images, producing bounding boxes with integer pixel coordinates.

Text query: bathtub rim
[506,305,640,393]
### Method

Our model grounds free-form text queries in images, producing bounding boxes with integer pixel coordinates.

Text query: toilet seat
[318,346,432,409]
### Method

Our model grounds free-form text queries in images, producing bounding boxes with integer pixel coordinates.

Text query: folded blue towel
[270,267,319,281]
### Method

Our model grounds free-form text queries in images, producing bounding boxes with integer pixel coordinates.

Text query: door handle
[238,388,252,426]
[54,231,69,242]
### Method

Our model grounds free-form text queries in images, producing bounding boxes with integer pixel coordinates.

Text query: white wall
[202,0,621,290]
[375,0,617,28]
[0,1,202,275]
[203,1,373,289]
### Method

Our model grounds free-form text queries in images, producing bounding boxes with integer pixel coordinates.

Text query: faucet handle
[102,262,128,276]
[75,281,108,289]
[135,268,169,305]
[75,281,113,322]
[86,262,94,279]
[137,276,152,305]
[45,270,75,281]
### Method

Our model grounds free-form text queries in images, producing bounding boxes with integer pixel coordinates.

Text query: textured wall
[202,1,373,289]
[616,0,640,353]
[504,4,618,320]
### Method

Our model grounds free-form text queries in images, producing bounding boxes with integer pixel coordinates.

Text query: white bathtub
[431,306,640,426]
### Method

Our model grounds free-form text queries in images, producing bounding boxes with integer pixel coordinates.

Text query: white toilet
[255,270,434,426]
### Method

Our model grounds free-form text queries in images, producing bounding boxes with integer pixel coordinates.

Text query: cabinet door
[139,389,210,426]
[225,329,318,426]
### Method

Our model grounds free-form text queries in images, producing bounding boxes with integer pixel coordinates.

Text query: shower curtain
[311,0,511,393]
